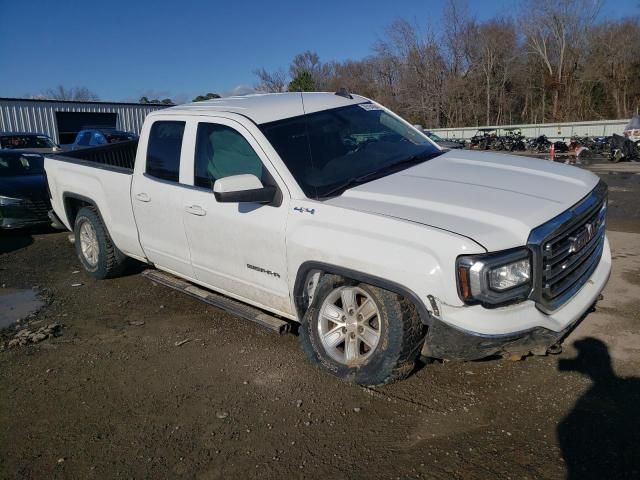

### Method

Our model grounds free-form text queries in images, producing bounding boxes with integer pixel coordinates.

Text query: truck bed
[45,139,145,260]
[51,140,138,172]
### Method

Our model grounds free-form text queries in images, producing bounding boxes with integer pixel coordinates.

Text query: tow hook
[426,295,440,318]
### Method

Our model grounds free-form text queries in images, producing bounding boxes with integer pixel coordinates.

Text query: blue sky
[0,0,637,103]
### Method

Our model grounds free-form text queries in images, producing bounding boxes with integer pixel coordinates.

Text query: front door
[181,118,292,316]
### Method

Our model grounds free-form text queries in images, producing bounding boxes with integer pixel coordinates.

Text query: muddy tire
[74,206,127,279]
[299,275,426,386]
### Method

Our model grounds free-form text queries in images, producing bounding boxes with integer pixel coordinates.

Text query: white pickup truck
[45,92,611,385]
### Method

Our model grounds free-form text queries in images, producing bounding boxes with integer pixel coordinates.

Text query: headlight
[457,248,532,307]
[0,196,24,206]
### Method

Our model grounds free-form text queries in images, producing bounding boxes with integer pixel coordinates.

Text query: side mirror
[213,174,276,204]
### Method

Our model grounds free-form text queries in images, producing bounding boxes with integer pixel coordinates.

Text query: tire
[578,149,593,166]
[299,274,426,386]
[74,206,127,279]
[610,150,622,163]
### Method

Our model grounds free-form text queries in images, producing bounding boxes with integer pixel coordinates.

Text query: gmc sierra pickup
[45,92,611,385]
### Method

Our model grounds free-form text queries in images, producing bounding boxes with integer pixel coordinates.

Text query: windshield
[0,152,44,176]
[0,135,56,149]
[426,132,444,142]
[260,103,440,198]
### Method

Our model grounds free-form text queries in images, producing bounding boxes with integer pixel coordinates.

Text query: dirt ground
[1,160,639,479]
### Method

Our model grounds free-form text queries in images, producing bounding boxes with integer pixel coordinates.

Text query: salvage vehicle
[469,128,497,150]
[423,130,464,150]
[44,92,611,385]
[0,132,61,153]
[0,151,51,229]
[65,128,137,151]
[623,115,640,144]
[610,133,640,163]
[496,128,526,152]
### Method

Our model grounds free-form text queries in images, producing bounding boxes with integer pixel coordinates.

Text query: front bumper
[0,202,50,229]
[425,235,612,360]
[422,311,589,360]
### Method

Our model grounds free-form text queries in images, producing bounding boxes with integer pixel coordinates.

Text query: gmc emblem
[569,222,596,253]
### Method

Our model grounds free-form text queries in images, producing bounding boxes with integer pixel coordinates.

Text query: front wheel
[74,206,128,279]
[299,275,426,386]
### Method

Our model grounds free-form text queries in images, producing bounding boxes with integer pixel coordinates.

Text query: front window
[0,135,56,149]
[0,153,44,176]
[194,123,265,189]
[260,103,441,198]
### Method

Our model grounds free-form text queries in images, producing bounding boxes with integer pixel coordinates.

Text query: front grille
[528,181,607,313]
[25,198,51,219]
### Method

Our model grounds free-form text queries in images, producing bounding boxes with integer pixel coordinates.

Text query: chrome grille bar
[527,181,607,313]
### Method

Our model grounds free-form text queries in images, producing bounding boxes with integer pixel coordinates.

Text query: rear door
[181,116,293,316]
[131,119,194,278]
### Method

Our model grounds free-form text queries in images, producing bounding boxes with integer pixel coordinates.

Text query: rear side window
[146,121,185,182]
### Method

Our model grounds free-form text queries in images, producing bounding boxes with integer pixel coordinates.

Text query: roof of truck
[158,92,370,125]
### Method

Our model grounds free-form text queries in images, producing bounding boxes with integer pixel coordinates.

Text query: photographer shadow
[558,337,640,479]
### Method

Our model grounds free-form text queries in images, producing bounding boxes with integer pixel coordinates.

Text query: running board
[142,269,291,335]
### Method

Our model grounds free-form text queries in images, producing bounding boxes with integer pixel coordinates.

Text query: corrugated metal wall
[431,119,630,141]
[0,98,168,142]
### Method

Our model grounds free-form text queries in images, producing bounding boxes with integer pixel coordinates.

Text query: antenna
[335,88,353,100]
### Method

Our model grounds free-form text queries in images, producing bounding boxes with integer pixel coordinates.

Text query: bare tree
[250,1,637,127]
[522,0,602,120]
[471,20,518,125]
[586,19,640,118]
[44,85,100,101]
[289,51,335,90]
[253,68,288,93]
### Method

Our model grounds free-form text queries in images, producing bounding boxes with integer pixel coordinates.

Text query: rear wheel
[610,150,622,163]
[299,275,426,386]
[74,206,128,279]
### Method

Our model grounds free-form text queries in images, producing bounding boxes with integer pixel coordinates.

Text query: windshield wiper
[321,150,443,198]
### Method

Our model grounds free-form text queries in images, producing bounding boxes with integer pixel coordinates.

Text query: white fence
[430,119,629,141]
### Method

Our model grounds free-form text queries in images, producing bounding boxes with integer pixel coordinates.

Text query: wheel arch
[62,192,100,228]
[293,261,432,326]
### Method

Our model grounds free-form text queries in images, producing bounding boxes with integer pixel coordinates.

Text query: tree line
[254,0,640,128]
[34,88,221,105]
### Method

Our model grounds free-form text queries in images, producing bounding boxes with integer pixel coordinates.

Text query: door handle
[135,192,151,202]
[185,205,206,216]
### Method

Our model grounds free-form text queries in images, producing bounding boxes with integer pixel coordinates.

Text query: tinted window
[194,123,264,189]
[146,121,185,182]
[0,135,56,149]
[0,152,44,176]
[90,132,107,146]
[105,132,134,143]
[260,103,440,198]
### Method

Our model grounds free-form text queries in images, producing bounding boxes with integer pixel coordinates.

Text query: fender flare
[293,261,432,326]
[62,192,100,227]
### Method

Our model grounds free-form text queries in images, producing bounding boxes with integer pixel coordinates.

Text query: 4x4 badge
[294,207,315,215]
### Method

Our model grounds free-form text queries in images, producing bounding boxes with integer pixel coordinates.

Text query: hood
[0,174,48,201]
[324,150,600,251]
[437,140,464,149]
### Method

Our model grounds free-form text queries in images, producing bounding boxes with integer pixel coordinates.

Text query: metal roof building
[0,97,169,144]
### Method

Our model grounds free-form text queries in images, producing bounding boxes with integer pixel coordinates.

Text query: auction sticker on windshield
[358,103,383,111]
